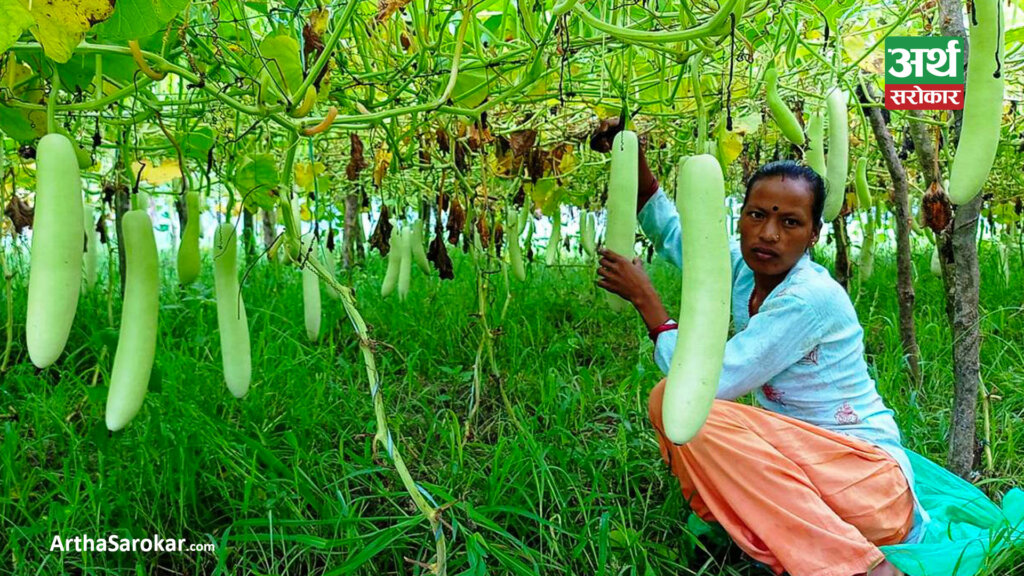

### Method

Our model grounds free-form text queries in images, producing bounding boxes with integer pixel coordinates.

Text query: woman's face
[738,175,820,279]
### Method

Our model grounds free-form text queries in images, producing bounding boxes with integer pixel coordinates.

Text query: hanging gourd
[661,155,731,445]
[947,0,1004,205]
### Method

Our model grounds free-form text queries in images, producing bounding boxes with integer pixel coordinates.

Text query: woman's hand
[589,117,659,211]
[596,246,670,331]
[596,246,649,303]
[589,117,626,153]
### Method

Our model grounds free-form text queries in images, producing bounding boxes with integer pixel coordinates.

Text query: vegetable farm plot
[1,0,1024,574]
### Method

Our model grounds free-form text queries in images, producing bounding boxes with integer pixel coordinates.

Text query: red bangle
[648,319,678,342]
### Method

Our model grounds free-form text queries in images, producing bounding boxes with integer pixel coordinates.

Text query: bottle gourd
[661,155,732,445]
[26,133,84,368]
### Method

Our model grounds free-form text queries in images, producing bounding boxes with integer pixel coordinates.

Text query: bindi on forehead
[772,206,779,212]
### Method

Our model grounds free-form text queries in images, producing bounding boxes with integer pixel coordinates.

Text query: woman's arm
[596,247,670,332]
[653,290,824,400]
[637,190,684,269]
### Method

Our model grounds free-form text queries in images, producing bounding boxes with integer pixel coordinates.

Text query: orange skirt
[648,380,915,576]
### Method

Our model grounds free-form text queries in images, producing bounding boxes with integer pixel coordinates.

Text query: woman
[591,120,928,576]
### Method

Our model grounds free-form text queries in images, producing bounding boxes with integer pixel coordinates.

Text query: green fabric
[880,450,1024,576]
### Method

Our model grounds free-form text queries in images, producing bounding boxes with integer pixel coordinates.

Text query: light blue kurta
[639,188,929,544]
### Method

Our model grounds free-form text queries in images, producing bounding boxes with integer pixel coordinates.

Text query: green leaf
[451,65,490,108]
[244,1,270,14]
[233,154,280,212]
[49,52,140,92]
[94,0,189,42]
[0,103,46,142]
[258,33,303,102]
[0,0,34,55]
[1007,26,1024,45]
[16,0,116,63]
[180,127,214,162]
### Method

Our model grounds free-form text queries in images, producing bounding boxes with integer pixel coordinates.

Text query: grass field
[1,235,1022,575]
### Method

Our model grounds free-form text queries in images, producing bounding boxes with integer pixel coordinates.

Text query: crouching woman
[591,121,929,576]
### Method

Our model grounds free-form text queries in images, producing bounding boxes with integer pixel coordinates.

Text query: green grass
[1,235,1022,575]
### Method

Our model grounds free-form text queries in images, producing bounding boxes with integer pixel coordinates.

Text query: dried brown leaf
[922,181,952,233]
[435,128,450,154]
[447,199,465,245]
[4,194,33,235]
[475,215,489,249]
[509,130,537,158]
[347,134,368,181]
[376,0,413,23]
[369,205,393,255]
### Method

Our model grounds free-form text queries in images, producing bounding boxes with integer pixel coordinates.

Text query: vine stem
[297,0,474,132]
[841,0,922,76]
[464,261,491,444]
[278,133,302,255]
[572,0,737,44]
[290,0,359,103]
[303,255,447,575]
[979,377,994,472]
[46,65,59,134]
[0,231,12,372]
[0,139,9,371]
[8,43,328,134]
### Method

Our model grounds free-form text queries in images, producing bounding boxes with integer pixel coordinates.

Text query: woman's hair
[742,161,826,229]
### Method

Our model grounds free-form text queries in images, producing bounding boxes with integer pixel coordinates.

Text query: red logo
[884,84,963,110]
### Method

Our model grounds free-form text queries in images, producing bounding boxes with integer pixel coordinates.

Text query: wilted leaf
[717,126,743,168]
[373,147,391,187]
[731,111,762,135]
[376,0,412,23]
[922,181,951,233]
[427,216,453,279]
[454,140,468,172]
[509,130,536,158]
[475,215,489,248]
[490,148,514,176]
[295,161,326,191]
[368,204,392,255]
[845,33,884,75]
[446,199,465,245]
[4,194,33,234]
[15,0,116,63]
[347,133,367,181]
[435,128,450,154]
[132,158,182,186]
[527,148,547,182]
[1,59,33,89]
[555,144,577,175]
[463,120,492,151]
[303,7,329,56]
